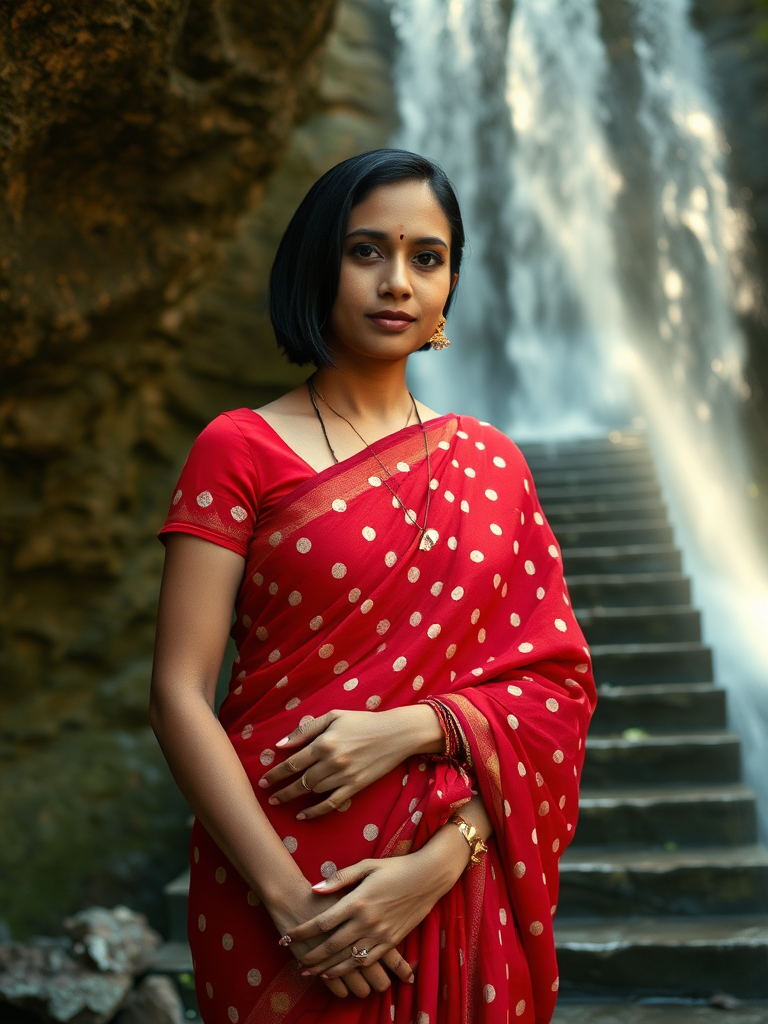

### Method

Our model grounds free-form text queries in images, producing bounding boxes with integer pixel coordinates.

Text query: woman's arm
[150,534,411,997]
[285,793,494,979]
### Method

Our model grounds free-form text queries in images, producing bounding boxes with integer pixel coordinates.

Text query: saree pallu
[178,414,596,1024]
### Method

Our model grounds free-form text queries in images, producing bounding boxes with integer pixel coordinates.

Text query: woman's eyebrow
[345,228,387,240]
[345,227,448,248]
[413,236,448,248]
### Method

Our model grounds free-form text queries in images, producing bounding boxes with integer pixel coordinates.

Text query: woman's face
[325,179,458,364]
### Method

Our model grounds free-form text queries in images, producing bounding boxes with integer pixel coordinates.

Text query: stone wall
[0,0,395,937]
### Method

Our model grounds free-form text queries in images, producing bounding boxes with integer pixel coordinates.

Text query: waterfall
[622,0,768,840]
[387,0,768,834]
[391,0,631,436]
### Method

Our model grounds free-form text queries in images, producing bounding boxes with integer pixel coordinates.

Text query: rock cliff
[0,0,395,936]
[691,0,768,485]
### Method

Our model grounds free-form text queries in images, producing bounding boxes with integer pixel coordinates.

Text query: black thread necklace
[307,375,437,551]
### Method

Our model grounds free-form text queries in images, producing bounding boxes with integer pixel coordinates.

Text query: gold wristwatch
[448,813,488,868]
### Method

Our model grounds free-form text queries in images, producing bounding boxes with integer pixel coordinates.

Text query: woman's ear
[449,272,459,294]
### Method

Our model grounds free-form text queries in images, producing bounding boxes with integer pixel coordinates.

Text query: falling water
[622,0,768,839]
[388,0,768,833]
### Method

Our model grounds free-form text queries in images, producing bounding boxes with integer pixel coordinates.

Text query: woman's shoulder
[197,408,261,441]
[454,414,528,464]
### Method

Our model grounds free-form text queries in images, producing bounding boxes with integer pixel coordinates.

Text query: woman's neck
[310,363,414,426]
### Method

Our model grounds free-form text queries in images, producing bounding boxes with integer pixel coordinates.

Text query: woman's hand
[284,824,473,980]
[268,887,414,998]
[258,706,444,819]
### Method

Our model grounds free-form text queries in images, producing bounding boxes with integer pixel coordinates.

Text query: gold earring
[429,315,450,350]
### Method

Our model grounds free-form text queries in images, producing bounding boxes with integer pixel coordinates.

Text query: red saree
[160,410,596,1024]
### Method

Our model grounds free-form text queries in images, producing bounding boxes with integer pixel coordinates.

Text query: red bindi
[400,234,404,240]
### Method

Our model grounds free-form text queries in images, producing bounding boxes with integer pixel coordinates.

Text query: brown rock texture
[0,0,395,937]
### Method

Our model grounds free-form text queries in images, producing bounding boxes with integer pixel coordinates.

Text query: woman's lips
[366,313,416,332]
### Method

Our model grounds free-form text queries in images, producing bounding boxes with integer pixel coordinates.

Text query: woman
[151,149,596,1024]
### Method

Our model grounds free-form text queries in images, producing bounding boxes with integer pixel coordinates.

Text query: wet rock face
[1,0,337,371]
[0,0,394,937]
[690,0,768,427]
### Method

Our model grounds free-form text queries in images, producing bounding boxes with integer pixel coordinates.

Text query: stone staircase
[520,431,768,1001]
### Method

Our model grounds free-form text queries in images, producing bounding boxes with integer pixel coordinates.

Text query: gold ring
[301,771,313,792]
[351,945,369,964]
[286,758,300,773]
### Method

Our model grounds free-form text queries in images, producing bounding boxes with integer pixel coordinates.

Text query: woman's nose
[378,256,413,299]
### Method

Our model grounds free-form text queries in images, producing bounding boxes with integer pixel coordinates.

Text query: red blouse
[159,409,315,555]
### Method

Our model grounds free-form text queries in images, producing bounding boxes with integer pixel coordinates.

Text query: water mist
[388,0,768,834]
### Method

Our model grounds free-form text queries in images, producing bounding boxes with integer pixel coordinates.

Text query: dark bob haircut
[269,148,465,367]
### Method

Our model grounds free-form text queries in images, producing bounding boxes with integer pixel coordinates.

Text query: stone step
[553,1006,768,1024]
[520,434,647,458]
[590,682,727,734]
[558,845,768,917]
[575,784,758,848]
[576,606,701,645]
[562,544,681,575]
[555,520,675,548]
[566,572,692,608]
[539,480,663,504]
[547,499,668,525]
[590,641,713,685]
[555,916,768,999]
[532,464,660,487]
[524,449,655,473]
[582,732,741,788]
[151,939,193,974]
[164,869,190,944]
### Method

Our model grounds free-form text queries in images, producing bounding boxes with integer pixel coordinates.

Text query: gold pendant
[419,528,439,551]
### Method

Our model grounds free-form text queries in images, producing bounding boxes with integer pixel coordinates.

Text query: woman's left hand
[258,707,443,819]
[282,833,470,979]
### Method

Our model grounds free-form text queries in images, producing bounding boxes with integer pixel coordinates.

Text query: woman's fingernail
[268,797,279,806]
[301,970,312,976]
[320,974,330,980]
[278,934,292,946]
[258,779,268,788]
[276,736,289,747]
[296,812,306,821]
[311,881,327,890]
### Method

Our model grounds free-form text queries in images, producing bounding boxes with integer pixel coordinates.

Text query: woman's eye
[414,251,444,267]
[353,244,380,258]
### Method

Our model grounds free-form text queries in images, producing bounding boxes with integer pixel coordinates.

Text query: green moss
[0,729,189,938]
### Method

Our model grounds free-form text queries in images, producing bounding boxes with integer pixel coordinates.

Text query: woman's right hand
[270,888,413,999]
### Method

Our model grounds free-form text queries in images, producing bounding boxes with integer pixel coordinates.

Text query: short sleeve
[158,413,259,557]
